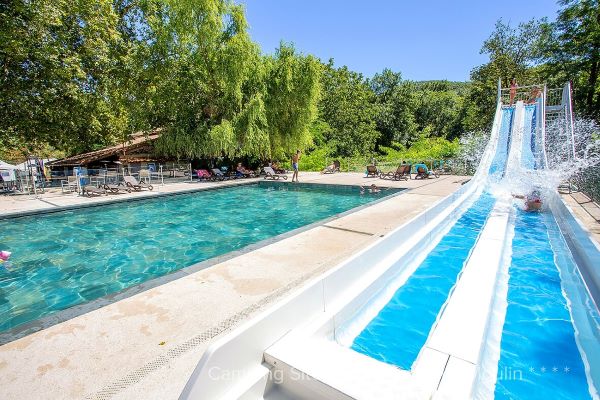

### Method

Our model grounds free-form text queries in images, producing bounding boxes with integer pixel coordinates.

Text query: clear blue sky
[240,0,560,81]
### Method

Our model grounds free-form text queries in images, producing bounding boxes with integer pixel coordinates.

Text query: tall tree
[320,61,379,157]
[151,0,261,158]
[464,19,545,131]
[263,43,321,159]
[0,0,125,154]
[540,0,600,117]
[369,69,417,147]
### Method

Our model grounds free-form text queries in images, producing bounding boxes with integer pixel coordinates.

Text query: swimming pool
[0,182,399,335]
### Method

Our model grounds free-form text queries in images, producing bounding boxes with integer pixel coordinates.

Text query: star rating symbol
[541,366,547,373]
[564,366,570,373]
[552,367,558,373]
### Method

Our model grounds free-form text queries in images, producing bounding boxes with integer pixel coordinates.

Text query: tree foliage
[539,0,600,117]
[319,61,379,157]
[264,44,322,158]
[463,18,546,131]
[0,0,124,154]
[1,0,321,161]
[2,0,598,167]
[369,69,417,147]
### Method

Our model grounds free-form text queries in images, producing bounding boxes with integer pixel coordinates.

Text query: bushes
[298,146,332,171]
[299,136,460,172]
[378,137,459,163]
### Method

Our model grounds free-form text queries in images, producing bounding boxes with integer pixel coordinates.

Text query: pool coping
[0,182,406,345]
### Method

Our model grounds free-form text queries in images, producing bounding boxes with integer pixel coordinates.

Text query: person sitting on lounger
[321,162,336,174]
[270,162,286,174]
[236,163,254,177]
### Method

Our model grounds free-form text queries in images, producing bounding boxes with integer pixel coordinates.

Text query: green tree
[464,19,545,131]
[0,0,125,154]
[539,0,600,117]
[369,69,417,147]
[150,0,261,158]
[320,60,379,157]
[263,43,322,159]
[414,90,463,139]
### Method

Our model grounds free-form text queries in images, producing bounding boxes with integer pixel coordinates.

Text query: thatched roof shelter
[48,129,163,167]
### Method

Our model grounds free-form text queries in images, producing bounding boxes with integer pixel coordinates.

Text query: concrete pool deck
[0,172,588,400]
[561,191,600,244]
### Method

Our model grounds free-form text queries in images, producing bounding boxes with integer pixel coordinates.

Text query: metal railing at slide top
[499,80,599,203]
[499,84,544,105]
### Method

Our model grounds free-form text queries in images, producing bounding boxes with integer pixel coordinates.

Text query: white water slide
[180,82,599,400]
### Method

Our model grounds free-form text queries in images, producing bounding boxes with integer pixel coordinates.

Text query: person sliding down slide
[513,190,543,212]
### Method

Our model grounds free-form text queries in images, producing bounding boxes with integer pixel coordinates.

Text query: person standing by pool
[291,149,301,182]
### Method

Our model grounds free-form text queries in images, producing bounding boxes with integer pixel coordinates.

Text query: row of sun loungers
[82,176,154,197]
[367,164,439,181]
[193,167,288,181]
[196,168,255,181]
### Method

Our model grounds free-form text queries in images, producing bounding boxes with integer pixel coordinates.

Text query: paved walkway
[0,173,470,400]
[561,191,600,244]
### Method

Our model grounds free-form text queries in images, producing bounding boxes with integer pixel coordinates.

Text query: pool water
[350,192,495,370]
[494,209,596,400]
[0,182,396,333]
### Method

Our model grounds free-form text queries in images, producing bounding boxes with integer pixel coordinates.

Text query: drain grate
[85,268,323,400]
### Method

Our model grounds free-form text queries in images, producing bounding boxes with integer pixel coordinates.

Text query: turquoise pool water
[0,182,396,333]
[494,209,597,399]
[350,192,495,370]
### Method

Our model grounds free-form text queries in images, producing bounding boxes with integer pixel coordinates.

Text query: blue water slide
[488,107,514,178]
[350,193,496,370]
[520,105,537,170]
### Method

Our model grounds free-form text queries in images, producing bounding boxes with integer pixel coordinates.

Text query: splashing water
[455,131,489,175]
[546,117,600,197]
[454,111,600,212]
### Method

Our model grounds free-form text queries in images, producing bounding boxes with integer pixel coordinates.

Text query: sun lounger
[322,160,341,174]
[365,165,379,178]
[380,164,411,181]
[210,168,229,181]
[263,166,288,180]
[433,160,452,175]
[103,183,131,194]
[236,168,256,178]
[83,185,106,197]
[414,164,439,179]
[123,175,154,191]
[194,169,211,181]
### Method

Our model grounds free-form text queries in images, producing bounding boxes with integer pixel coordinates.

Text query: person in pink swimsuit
[509,78,518,105]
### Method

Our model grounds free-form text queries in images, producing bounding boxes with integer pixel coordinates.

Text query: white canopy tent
[0,160,17,170]
[0,160,17,182]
